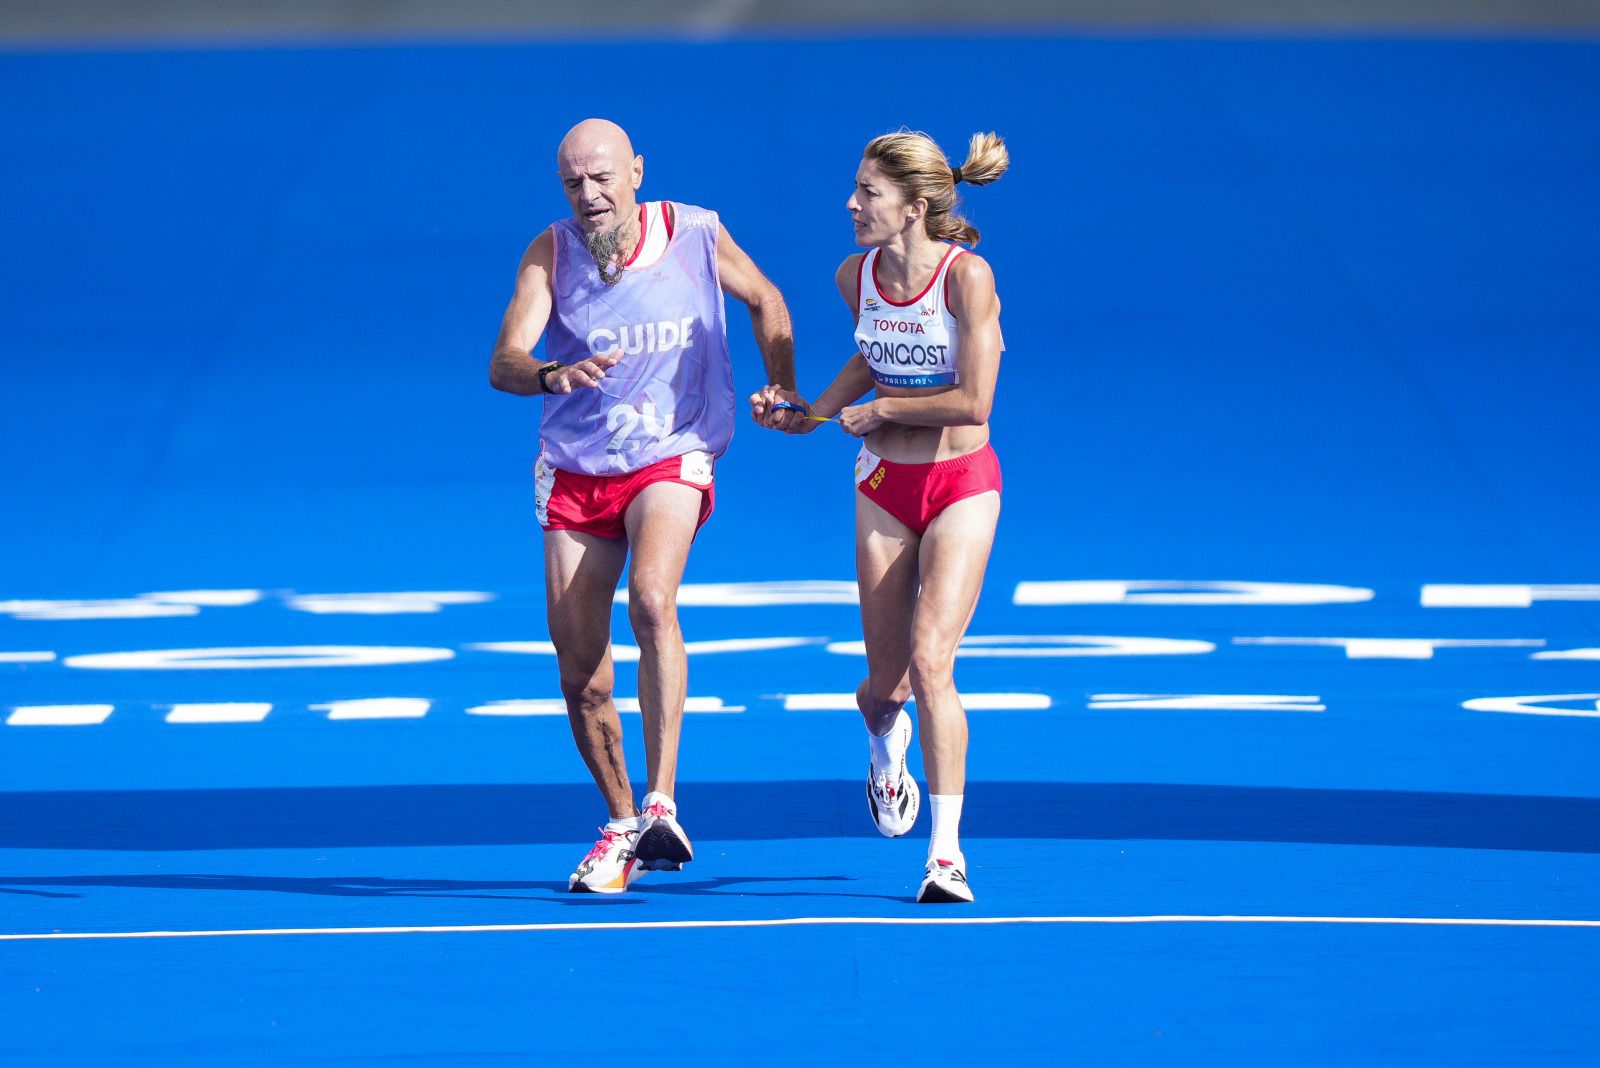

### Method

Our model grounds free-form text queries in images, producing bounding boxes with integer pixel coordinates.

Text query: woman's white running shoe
[916,856,975,903]
[866,710,920,837]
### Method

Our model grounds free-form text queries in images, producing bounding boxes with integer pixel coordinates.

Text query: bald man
[490,118,806,893]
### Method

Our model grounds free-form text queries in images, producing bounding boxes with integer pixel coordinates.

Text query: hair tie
[950,166,964,184]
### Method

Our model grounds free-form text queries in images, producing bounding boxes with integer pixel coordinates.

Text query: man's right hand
[749,385,817,434]
[547,352,622,394]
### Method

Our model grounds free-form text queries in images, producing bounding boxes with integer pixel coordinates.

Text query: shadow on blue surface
[0,871,871,901]
[0,873,563,899]
[6,781,1599,854]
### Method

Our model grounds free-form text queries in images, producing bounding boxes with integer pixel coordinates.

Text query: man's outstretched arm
[716,223,802,428]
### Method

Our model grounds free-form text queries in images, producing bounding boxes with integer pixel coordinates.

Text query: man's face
[559,141,643,235]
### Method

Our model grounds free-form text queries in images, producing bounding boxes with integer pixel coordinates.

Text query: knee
[626,580,679,638]
[908,645,955,694]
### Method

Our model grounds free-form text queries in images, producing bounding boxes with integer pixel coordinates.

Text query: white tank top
[853,244,965,388]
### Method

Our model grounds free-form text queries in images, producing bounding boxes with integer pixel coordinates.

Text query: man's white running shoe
[916,856,975,904]
[866,710,920,837]
[567,826,643,893]
[636,792,694,867]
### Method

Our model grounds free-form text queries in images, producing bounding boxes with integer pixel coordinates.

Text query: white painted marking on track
[828,636,1214,658]
[469,637,824,661]
[165,702,273,724]
[64,646,455,670]
[1533,648,1600,660]
[6,704,115,726]
[1462,693,1600,717]
[314,698,431,720]
[1013,580,1374,606]
[1422,584,1600,608]
[466,699,568,715]
[961,635,1215,658]
[1089,694,1325,712]
[286,591,494,615]
[0,651,56,663]
[615,580,858,607]
[783,692,1049,711]
[617,697,742,713]
[1234,637,1544,660]
[468,640,560,656]
[467,697,744,715]
[5,914,1597,941]
[0,599,199,620]
[783,693,866,710]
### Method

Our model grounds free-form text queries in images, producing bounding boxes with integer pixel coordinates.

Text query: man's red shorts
[536,450,716,540]
[855,443,1002,535]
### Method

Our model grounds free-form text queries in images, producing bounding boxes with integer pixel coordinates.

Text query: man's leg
[621,481,703,797]
[621,480,703,864]
[545,527,632,818]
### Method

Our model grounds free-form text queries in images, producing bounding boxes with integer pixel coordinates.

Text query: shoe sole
[636,820,694,864]
[916,878,975,904]
[568,859,642,894]
[867,713,919,837]
[866,769,920,838]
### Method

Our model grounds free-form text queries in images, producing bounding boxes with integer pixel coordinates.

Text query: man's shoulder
[666,202,719,232]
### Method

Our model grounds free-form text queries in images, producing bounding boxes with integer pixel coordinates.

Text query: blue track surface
[3,32,1599,1065]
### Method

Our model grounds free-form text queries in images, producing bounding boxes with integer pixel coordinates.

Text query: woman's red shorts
[854,443,1002,535]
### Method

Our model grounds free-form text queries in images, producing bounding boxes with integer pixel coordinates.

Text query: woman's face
[846,158,918,247]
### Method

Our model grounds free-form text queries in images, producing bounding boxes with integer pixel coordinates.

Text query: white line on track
[5,915,1599,941]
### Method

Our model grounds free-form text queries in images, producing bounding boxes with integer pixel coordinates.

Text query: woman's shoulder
[946,248,995,289]
[835,252,867,297]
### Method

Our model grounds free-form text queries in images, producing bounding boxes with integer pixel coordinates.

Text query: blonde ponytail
[862,128,1008,248]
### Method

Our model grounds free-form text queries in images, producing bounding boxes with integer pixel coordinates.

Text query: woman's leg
[854,491,919,732]
[909,490,1000,795]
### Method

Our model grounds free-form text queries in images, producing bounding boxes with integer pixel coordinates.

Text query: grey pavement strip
[2,0,1600,44]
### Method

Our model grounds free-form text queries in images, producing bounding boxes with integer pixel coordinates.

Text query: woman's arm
[839,253,1001,434]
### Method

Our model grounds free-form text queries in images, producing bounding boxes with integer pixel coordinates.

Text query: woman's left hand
[838,401,884,438]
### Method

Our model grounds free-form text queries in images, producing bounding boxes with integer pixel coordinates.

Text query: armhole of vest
[547,224,559,303]
[855,251,870,312]
[942,247,968,320]
[663,202,676,242]
[707,209,721,293]
[620,204,650,269]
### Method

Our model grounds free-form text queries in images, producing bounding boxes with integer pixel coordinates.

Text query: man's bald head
[558,118,635,165]
[557,118,645,237]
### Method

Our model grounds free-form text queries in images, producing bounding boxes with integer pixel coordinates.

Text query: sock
[867,714,906,773]
[604,814,643,834]
[640,790,675,816]
[928,794,964,863]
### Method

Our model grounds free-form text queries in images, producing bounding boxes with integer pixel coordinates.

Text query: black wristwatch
[537,362,562,393]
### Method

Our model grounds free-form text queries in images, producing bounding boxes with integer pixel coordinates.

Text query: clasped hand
[748,385,816,434]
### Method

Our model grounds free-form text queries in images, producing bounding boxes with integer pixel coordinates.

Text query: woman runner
[754,129,1008,902]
